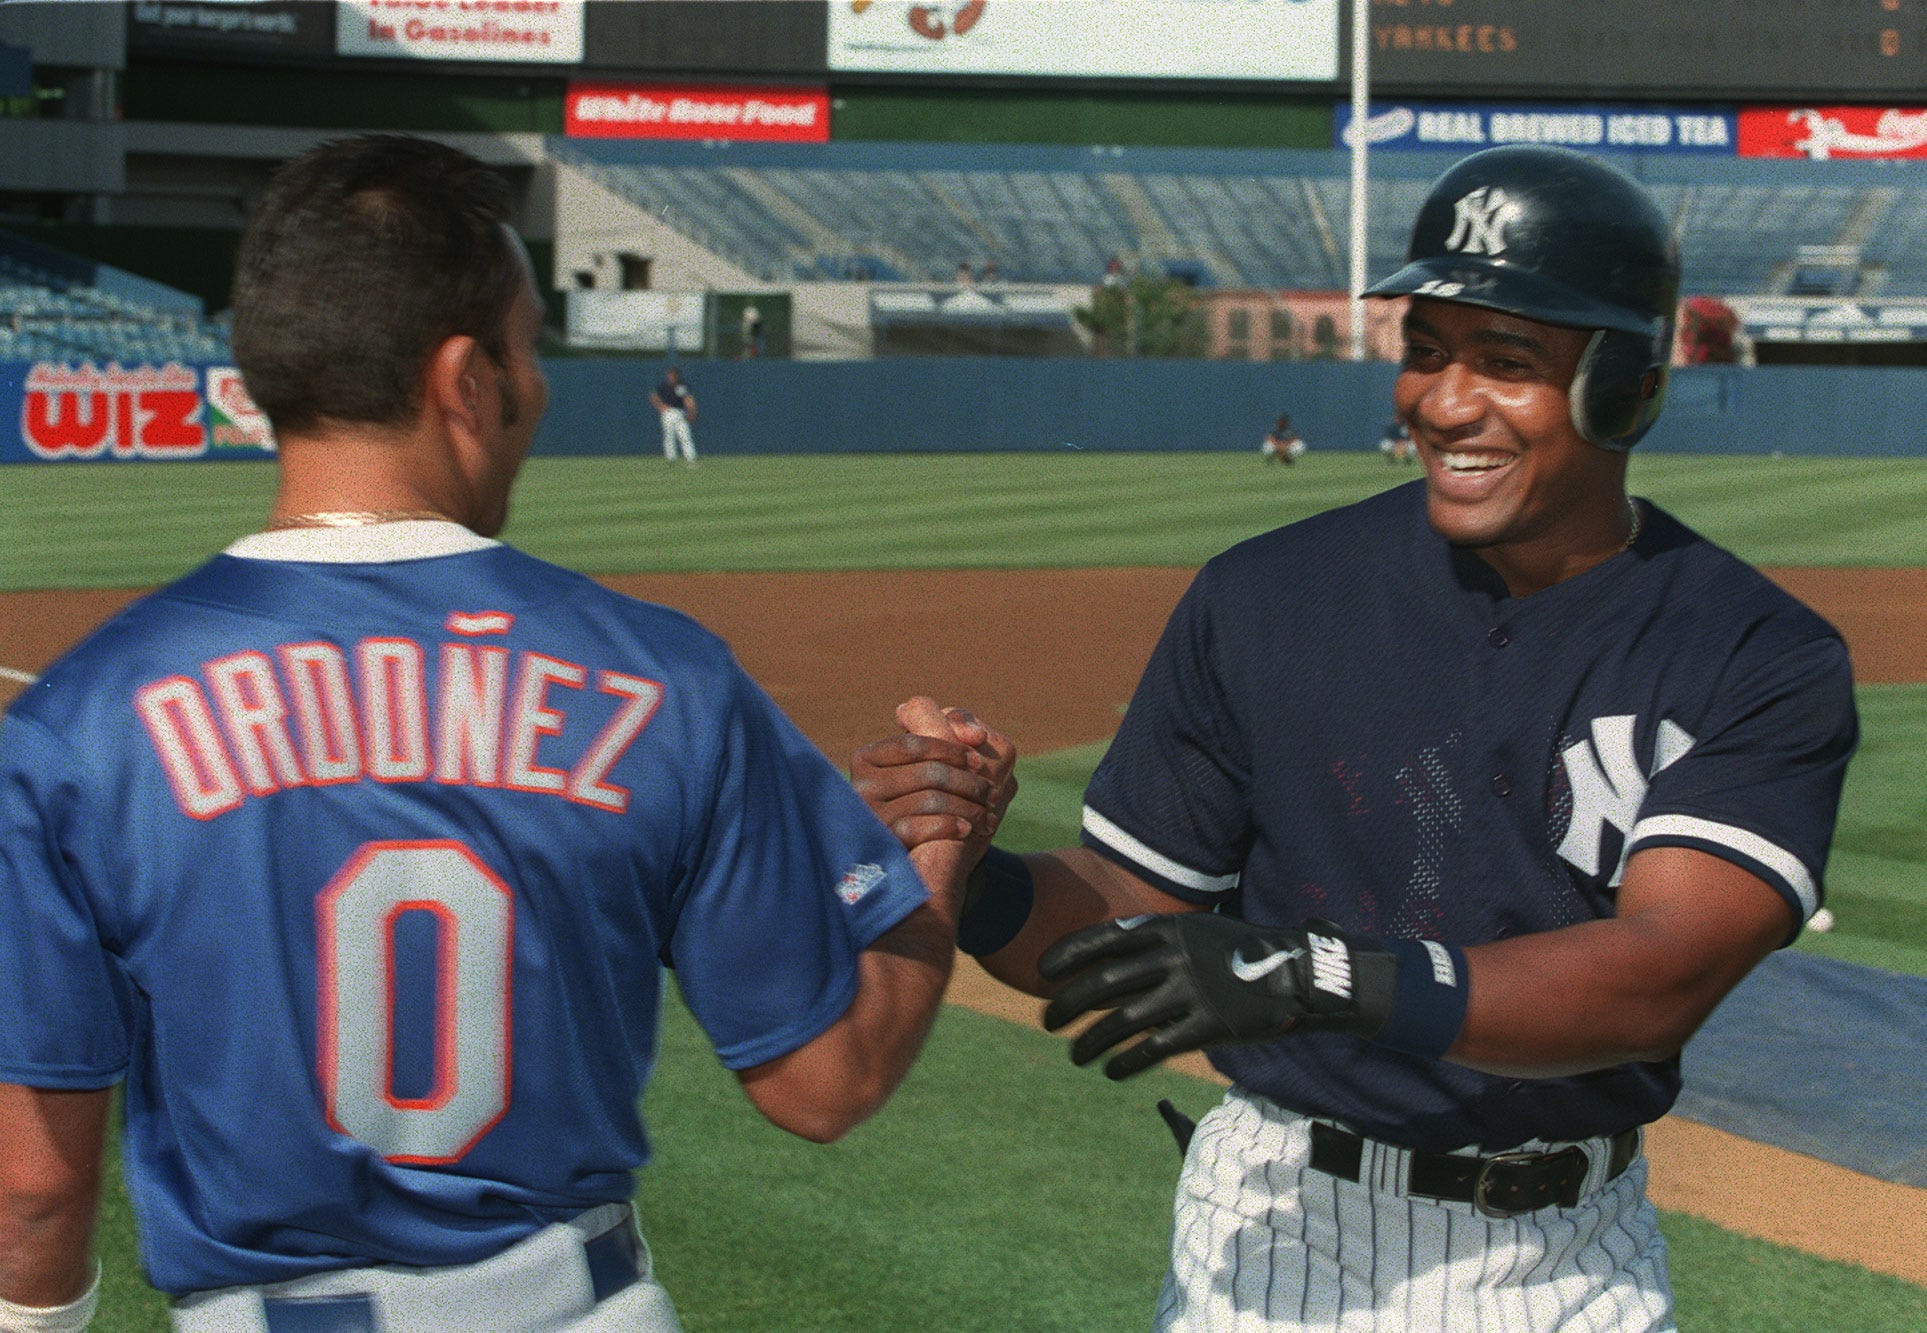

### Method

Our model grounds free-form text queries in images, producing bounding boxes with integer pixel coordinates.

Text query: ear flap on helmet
[1570,329,1668,450]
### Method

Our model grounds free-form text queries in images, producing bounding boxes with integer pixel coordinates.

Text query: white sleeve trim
[1629,813,1819,918]
[1081,805,1240,896]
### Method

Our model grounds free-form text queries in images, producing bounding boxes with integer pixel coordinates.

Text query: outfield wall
[9,356,1927,462]
[536,359,1927,460]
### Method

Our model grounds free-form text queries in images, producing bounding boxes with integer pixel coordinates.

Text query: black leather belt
[257,1216,641,1333]
[1308,1121,1641,1219]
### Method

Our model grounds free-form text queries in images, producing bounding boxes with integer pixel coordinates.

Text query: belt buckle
[1471,1150,1547,1219]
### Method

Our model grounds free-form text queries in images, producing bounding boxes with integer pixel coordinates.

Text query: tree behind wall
[1077,275,1208,358]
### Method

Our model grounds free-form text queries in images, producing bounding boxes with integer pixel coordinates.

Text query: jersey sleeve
[1080,568,1254,904]
[0,712,133,1088]
[666,661,928,1071]
[1628,633,1857,931]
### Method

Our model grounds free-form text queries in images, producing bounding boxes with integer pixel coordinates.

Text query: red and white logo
[566,84,829,143]
[1741,106,1927,160]
[22,362,206,460]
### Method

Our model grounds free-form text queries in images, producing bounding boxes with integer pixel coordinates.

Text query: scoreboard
[1368,0,1927,99]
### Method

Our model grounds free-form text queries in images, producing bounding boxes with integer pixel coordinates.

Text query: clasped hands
[852,699,1395,1079]
[850,696,1018,905]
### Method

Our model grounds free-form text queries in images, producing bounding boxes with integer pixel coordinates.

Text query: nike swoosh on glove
[1036,913,1399,1080]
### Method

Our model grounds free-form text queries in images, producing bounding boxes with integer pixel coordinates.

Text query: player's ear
[424,334,489,445]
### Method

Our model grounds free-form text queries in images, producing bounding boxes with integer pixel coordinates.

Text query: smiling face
[1395,298,1634,595]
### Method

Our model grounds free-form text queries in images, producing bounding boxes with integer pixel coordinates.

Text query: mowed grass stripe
[509,452,1381,571]
[1630,456,1927,565]
[7,453,1927,589]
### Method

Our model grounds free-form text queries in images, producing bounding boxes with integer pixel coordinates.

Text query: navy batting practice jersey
[0,523,926,1295]
[1083,481,1855,1152]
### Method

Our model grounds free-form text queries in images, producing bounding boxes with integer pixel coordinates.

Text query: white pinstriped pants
[1154,1088,1676,1332]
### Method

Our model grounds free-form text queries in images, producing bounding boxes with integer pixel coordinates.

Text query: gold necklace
[1624,496,1644,550]
[267,509,450,531]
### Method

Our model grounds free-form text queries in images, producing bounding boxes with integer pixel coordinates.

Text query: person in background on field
[1379,416,1417,464]
[651,365,698,464]
[1261,413,1307,465]
[0,133,1008,1333]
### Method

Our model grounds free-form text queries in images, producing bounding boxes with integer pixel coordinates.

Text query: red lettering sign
[565,83,830,144]
[1740,106,1927,160]
[20,363,208,460]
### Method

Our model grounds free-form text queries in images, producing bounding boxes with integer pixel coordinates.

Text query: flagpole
[1348,0,1371,361]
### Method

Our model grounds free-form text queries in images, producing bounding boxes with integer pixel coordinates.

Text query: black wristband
[957,846,1034,957]
[1372,938,1471,1059]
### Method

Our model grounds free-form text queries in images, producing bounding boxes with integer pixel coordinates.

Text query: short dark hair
[231,134,524,434]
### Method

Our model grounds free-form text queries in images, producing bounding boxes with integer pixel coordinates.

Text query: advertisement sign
[127,0,335,57]
[1337,101,1736,156]
[828,0,1339,82]
[563,291,706,353]
[566,84,830,143]
[870,286,1074,326]
[1739,300,1927,345]
[5,362,276,464]
[336,1,584,64]
[1739,106,1927,161]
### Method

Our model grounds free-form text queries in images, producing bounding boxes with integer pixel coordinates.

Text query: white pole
[1348,0,1371,361]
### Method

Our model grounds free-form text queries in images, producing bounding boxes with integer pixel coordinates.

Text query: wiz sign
[18,362,275,460]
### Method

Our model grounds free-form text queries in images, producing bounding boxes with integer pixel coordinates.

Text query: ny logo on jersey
[1444,185,1524,256]
[1555,714,1696,886]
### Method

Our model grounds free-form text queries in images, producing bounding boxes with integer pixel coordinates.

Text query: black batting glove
[1037,914,1398,1080]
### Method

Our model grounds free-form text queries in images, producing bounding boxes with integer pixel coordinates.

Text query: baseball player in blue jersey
[0,137,1006,1333]
[855,146,1857,1331]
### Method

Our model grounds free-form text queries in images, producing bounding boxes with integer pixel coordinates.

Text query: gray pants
[171,1204,683,1333]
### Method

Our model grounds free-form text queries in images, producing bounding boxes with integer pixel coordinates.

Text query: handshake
[851,699,1467,1080]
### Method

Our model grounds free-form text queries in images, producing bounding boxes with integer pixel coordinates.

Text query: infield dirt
[1,565,1922,1285]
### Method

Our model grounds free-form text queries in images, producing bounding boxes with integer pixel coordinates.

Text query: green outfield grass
[15,450,1924,1326]
[5,452,1927,589]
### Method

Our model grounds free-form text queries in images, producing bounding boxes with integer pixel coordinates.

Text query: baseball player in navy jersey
[649,369,697,464]
[855,145,1856,1331]
[0,136,1007,1333]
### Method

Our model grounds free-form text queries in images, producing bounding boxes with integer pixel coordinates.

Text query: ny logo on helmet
[1445,186,1524,256]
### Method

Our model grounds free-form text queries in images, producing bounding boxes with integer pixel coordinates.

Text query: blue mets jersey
[0,522,927,1295]
[1082,481,1856,1152]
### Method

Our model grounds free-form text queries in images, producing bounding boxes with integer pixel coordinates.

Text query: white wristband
[0,1262,99,1333]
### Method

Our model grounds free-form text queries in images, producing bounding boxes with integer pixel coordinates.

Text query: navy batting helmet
[1365,145,1680,449]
